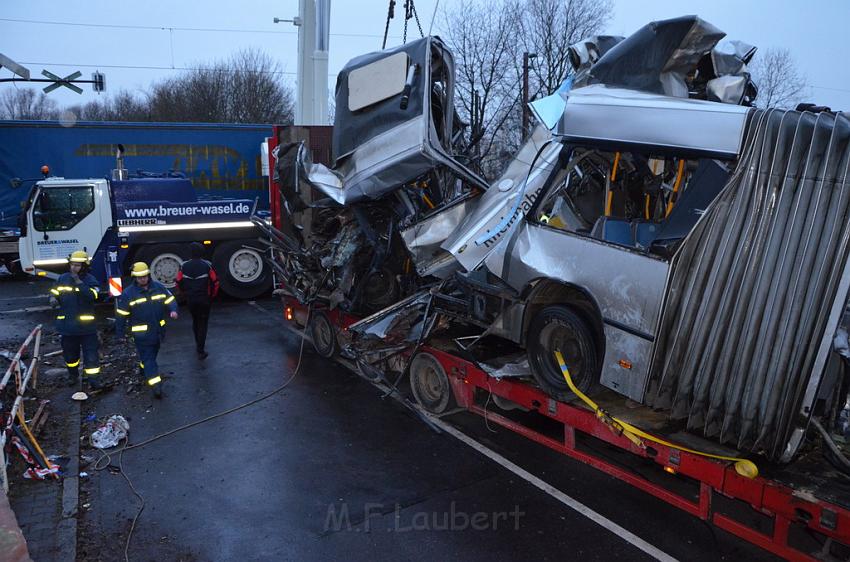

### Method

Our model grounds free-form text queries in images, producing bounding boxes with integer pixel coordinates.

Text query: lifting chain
[382,0,424,49]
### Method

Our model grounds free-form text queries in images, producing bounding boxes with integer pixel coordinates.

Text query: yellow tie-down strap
[554,351,758,479]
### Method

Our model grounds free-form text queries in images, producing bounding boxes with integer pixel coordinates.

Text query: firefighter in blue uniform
[50,250,102,390]
[115,262,178,397]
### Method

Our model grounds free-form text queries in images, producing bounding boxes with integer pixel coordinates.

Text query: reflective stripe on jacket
[115,280,177,343]
[51,272,99,336]
[176,258,219,303]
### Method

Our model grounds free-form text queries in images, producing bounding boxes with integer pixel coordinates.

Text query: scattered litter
[82,503,91,509]
[90,415,129,449]
[0,350,14,361]
[45,368,66,377]
[23,466,60,480]
[79,471,89,478]
[72,391,88,401]
[85,413,97,422]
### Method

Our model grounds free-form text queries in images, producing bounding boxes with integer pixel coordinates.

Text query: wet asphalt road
[0,276,778,561]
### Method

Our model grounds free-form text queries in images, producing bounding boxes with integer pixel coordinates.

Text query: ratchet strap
[554,351,758,479]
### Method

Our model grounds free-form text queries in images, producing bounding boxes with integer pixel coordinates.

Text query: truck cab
[18,178,113,280]
[18,172,272,299]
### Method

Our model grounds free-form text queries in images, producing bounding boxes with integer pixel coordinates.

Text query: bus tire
[527,305,600,401]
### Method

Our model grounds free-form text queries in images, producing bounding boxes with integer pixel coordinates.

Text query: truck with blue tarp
[16,147,271,299]
[0,119,272,230]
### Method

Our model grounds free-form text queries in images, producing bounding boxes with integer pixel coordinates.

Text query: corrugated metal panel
[647,108,850,459]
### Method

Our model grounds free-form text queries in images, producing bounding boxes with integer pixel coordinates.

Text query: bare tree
[520,0,613,98]
[147,48,294,123]
[750,47,809,109]
[60,48,294,124]
[440,0,523,175]
[440,0,612,178]
[0,88,59,120]
[63,90,149,122]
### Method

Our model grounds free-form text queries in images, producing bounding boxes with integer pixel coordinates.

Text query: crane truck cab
[17,170,272,299]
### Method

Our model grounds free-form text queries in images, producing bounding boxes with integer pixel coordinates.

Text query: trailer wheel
[527,306,600,401]
[410,352,454,414]
[135,244,189,289]
[309,311,337,358]
[212,240,272,299]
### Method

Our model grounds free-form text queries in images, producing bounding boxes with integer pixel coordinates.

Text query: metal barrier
[0,325,43,492]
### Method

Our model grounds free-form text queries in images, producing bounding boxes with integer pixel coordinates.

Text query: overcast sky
[2,0,849,114]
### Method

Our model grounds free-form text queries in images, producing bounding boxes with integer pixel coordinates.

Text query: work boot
[86,378,103,391]
[153,383,163,399]
[66,371,78,387]
[197,350,208,360]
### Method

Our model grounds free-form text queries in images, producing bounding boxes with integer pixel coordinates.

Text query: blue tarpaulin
[0,120,273,227]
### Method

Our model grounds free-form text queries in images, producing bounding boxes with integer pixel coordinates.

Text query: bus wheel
[527,305,600,401]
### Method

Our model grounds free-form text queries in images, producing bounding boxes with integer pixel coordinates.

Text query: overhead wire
[17,61,299,76]
[0,17,400,39]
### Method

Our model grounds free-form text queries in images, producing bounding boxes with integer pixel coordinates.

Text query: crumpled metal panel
[442,125,563,271]
[647,108,850,460]
[485,223,669,401]
[578,16,724,98]
[399,194,478,277]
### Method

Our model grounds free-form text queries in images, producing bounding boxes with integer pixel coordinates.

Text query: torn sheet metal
[399,193,478,278]
[442,125,563,271]
[567,35,624,84]
[646,108,850,460]
[479,354,530,379]
[347,290,433,342]
[570,17,756,107]
[579,16,725,98]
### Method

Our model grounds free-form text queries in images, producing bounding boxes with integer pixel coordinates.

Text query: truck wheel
[135,244,189,289]
[410,352,455,414]
[309,311,337,358]
[527,306,600,401]
[212,240,272,299]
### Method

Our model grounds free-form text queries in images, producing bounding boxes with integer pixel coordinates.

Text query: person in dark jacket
[115,262,178,398]
[176,242,219,359]
[50,250,102,390]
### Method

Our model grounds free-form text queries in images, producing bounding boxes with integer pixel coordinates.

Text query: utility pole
[296,0,331,126]
[521,52,537,138]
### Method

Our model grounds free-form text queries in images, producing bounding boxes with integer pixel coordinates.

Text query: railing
[0,325,43,492]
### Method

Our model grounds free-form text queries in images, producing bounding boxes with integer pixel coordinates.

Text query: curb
[56,397,80,562]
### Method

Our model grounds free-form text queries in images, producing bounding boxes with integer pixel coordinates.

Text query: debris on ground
[90,415,129,449]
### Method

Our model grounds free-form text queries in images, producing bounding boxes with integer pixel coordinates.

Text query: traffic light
[92,71,105,93]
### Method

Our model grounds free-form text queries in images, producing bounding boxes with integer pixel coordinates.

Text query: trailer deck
[284,298,850,561]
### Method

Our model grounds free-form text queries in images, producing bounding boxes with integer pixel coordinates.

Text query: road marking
[0,305,53,314]
[252,300,677,561]
[0,295,47,303]
[428,415,678,562]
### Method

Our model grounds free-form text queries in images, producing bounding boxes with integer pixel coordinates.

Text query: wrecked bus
[263,16,850,463]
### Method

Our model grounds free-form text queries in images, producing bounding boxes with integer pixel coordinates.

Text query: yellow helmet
[131,262,150,277]
[69,250,90,264]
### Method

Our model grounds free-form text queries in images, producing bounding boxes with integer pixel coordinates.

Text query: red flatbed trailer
[281,297,850,561]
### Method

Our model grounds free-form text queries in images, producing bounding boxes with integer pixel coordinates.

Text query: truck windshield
[32,186,95,232]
